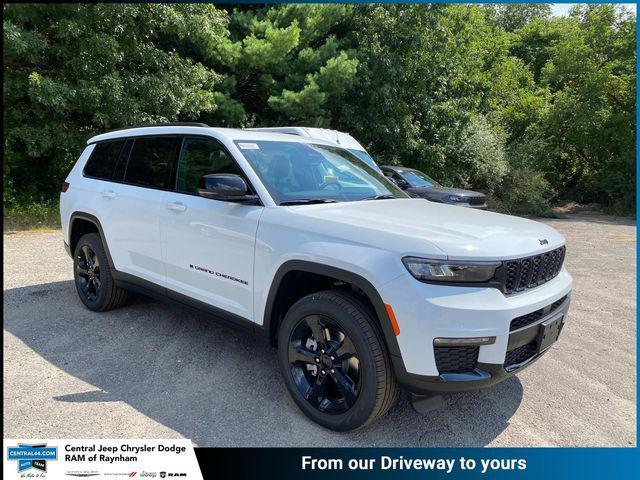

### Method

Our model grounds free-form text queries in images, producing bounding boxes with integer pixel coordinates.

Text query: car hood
[412,186,485,197]
[284,198,565,261]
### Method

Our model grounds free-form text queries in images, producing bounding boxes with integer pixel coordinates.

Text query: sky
[551,3,637,16]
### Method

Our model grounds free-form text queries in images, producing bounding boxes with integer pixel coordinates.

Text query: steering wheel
[318,177,343,190]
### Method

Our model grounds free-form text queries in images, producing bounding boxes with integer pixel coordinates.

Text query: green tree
[336,4,513,190]
[483,4,552,32]
[4,3,227,204]
[204,4,359,127]
[2,3,636,217]
[537,4,636,210]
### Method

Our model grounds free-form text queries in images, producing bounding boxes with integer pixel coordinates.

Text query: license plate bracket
[537,314,564,352]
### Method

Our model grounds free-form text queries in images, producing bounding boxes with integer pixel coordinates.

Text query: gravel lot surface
[3,214,636,446]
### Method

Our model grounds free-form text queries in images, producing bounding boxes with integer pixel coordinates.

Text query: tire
[277,289,399,431]
[73,233,128,311]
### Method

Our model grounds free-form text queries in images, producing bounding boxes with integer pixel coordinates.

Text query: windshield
[347,149,383,174]
[401,170,440,188]
[235,140,408,205]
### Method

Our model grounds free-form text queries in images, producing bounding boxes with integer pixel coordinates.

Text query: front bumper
[381,268,572,393]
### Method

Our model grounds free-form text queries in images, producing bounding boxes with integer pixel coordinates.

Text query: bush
[4,201,61,231]
[495,168,557,217]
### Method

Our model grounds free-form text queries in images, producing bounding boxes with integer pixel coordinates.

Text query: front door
[160,136,263,322]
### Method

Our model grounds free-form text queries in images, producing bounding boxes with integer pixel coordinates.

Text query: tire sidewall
[73,233,112,311]
[277,293,381,431]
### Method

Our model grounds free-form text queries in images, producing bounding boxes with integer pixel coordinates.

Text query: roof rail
[105,122,210,133]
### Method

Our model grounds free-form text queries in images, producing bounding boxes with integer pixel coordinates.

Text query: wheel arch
[263,260,403,361]
[69,212,115,266]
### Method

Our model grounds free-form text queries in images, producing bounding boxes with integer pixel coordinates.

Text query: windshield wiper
[361,194,397,201]
[280,199,339,206]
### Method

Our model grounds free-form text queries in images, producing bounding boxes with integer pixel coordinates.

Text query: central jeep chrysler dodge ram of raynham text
[60,123,572,431]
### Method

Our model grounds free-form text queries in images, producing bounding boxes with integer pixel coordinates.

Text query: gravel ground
[3,214,636,446]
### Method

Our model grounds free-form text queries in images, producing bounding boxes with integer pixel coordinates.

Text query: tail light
[62,181,70,192]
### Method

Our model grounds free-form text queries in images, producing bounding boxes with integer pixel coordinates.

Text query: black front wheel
[73,233,128,311]
[278,290,398,431]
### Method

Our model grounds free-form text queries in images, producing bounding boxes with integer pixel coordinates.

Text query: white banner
[3,439,203,480]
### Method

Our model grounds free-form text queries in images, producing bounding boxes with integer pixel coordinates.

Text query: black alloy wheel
[72,233,128,311]
[288,314,361,414]
[76,244,101,301]
[278,290,399,431]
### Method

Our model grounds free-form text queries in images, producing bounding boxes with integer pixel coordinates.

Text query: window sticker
[238,142,260,150]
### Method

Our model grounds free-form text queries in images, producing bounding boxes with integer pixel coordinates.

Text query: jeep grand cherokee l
[60,123,572,431]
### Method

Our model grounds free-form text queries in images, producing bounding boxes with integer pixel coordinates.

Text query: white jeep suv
[60,123,572,431]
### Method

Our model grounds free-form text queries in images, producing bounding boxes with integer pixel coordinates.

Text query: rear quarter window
[83,140,125,180]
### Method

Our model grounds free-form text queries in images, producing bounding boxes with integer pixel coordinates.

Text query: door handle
[166,202,187,212]
[101,190,116,199]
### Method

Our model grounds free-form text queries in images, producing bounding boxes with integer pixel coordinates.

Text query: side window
[124,137,178,189]
[176,137,245,194]
[83,140,125,180]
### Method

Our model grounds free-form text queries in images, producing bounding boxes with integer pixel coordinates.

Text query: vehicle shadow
[4,280,523,447]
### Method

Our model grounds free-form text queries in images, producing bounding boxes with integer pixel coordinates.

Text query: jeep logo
[539,239,549,245]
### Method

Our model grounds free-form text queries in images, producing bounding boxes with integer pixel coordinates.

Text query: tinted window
[176,138,244,194]
[84,140,125,180]
[124,137,178,189]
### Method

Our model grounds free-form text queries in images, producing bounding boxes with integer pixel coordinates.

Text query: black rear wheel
[76,244,102,302]
[278,290,398,431]
[73,233,128,311]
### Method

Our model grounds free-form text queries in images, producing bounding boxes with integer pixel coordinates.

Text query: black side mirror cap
[198,174,260,204]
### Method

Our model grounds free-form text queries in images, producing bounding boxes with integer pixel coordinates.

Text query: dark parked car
[381,166,487,209]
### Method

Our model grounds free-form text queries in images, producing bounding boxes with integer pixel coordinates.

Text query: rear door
[100,135,180,287]
[159,136,263,321]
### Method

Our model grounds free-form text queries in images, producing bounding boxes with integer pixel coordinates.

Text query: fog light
[433,337,496,346]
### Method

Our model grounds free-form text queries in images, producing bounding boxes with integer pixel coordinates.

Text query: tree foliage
[3,3,636,215]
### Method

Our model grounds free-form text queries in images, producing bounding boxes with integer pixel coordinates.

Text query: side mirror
[198,174,259,204]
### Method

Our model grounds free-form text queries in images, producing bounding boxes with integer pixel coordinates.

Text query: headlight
[402,257,500,283]
[447,195,464,202]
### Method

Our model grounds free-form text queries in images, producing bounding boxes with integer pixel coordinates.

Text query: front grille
[510,295,568,331]
[502,246,565,295]
[434,346,479,374]
[504,341,537,369]
[467,196,486,206]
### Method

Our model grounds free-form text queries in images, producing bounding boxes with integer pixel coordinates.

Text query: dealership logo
[65,472,99,477]
[7,443,58,473]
